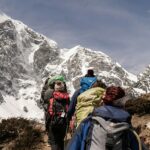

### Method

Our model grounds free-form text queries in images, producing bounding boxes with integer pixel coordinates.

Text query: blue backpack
[80,77,97,94]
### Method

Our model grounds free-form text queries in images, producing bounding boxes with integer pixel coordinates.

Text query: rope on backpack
[129,129,142,150]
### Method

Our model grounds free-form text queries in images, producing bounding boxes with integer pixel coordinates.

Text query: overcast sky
[0,0,150,74]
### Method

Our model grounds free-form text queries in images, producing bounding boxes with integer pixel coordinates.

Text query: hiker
[40,75,67,109]
[66,86,147,150]
[67,68,97,121]
[80,68,97,93]
[46,76,70,150]
[75,80,107,127]
[40,75,67,131]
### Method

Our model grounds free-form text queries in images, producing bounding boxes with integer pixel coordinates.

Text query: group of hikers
[40,68,148,150]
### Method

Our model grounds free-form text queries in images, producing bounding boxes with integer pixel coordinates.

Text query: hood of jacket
[93,105,131,123]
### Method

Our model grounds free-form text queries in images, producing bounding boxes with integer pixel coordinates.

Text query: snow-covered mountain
[133,65,150,94]
[0,14,149,121]
[43,45,137,94]
[0,14,58,121]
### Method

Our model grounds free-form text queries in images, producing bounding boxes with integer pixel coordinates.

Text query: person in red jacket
[47,77,70,150]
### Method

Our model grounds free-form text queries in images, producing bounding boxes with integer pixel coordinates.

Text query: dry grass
[0,118,43,150]
[125,93,150,115]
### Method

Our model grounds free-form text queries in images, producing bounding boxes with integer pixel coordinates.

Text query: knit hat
[48,75,65,86]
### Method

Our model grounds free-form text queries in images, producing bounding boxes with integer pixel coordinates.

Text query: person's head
[87,69,94,76]
[54,80,65,92]
[85,67,95,77]
[102,86,125,105]
[48,75,66,91]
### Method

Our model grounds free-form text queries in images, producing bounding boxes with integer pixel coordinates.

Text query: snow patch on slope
[60,46,80,60]
[29,44,40,64]
[0,95,43,121]
[133,88,146,94]
[0,79,44,122]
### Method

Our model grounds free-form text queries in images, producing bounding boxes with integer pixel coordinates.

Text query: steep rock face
[33,41,59,75]
[0,20,24,95]
[0,92,4,104]
[0,15,58,96]
[0,14,58,120]
[136,65,150,92]
[127,65,150,97]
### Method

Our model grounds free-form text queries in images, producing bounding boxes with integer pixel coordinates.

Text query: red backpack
[48,91,70,125]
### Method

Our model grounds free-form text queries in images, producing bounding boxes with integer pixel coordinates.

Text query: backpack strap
[48,91,70,116]
[49,98,54,116]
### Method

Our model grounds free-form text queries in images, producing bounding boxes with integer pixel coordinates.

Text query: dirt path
[37,125,71,150]
[39,133,51,150]
[33,124,51,150]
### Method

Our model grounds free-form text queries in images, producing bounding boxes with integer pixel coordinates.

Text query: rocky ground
[132,114,150,149]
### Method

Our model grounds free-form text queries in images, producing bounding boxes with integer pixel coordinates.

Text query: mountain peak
[0,13,11,23]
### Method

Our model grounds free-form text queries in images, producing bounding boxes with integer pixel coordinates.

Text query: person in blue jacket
[66,86,148,150]
[67,68,97,121]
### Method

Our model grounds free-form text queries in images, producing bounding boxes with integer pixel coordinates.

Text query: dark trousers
[48,123,67,150]
[45,111,50,131]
